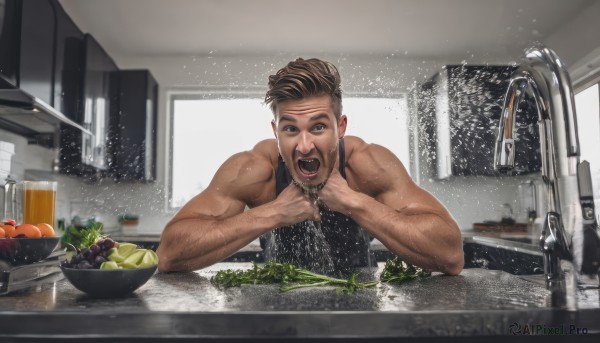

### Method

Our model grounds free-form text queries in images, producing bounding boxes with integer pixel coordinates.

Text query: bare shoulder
[344,136,454,220]
[344,136,411,196]
[343,136,368,155]
[170,140,277,221]
[209,139,278,204]
[251,138,279,165]
[344,135,403,169]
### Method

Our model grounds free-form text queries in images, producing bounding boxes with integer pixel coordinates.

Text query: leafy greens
[61,221,105,249]
[211,257,431,293]
[379,256,431,283]
[211,262,379,293]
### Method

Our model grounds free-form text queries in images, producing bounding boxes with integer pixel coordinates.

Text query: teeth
[298,159,320,174]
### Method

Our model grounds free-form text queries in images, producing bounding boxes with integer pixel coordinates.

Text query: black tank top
[259,139,375,276]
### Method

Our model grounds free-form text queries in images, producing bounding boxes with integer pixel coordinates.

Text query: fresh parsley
[211,261,379,293]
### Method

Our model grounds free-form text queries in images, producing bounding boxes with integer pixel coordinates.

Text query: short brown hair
[265,58,342,120]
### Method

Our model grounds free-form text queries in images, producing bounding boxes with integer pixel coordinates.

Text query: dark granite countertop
[1,262,599,341]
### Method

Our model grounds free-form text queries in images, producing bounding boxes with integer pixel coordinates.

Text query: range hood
[0,88,92,147]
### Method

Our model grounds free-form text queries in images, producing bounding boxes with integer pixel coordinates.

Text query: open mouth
[297,158,320,176]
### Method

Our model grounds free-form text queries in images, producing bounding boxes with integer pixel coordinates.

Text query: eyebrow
[278,113,331,124]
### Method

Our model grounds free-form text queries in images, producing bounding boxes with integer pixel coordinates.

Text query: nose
[296,132,315,155]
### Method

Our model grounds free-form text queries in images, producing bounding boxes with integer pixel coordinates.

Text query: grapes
[71,254,82,265]
[81,248,92,260]
[62,237,119,270]
[93,255,107,268]
[102,239,115,250]
[77,260,93,269]
[90,244,101,255]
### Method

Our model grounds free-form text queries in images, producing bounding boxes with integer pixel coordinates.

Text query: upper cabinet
[80,34,119,172]
[0,0,90,146]
[53,0,84,122]
[0,0,157,180]
[60,33,119,176]
[0,0,21,88]
[0,0,55,101]
[420,65,541,179]
[110,70,158,182]
[18,0,55,106]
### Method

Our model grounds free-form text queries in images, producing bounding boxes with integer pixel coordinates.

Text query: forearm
[157,205,278,272]
[345,192,464,275]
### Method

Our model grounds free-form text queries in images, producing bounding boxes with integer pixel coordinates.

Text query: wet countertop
[0,262,599,341]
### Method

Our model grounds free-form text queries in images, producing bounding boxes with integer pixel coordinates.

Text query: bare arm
[318,142,464,275]
[157,146,320,272]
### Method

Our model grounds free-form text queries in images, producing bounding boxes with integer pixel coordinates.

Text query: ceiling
[59,0,594,62]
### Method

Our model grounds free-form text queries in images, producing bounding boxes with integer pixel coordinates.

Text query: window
[169,95,409,209]
[576,84,600,170]
[170,97,273,208]
[575,83,600,218]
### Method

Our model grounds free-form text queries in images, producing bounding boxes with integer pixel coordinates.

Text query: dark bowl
[0,237,61,264]
[60,265,157,298]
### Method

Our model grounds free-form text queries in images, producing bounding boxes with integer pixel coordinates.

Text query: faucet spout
[495,45,578,215]
[494,45,600,293]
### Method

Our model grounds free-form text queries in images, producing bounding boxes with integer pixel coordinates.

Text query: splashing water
[262,219,336,276]
[262,217,346,276]
[302,220,336,275]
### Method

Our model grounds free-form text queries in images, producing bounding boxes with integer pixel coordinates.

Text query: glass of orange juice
[22,181,57,226]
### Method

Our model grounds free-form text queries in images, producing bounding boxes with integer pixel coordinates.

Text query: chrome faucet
[494,45,600,298]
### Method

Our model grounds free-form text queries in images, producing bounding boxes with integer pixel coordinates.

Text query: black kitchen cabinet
[426,65,541,178]
[0,0,91,147]
[110,70,158,182]
[53,1,84,120]
[18,0,56,106]
[0,0,55,103]
[0,0,21,88]
[60,33,119,176]
[55,1,86,175]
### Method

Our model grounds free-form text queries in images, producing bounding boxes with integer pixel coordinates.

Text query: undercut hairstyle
[265,58,343,120]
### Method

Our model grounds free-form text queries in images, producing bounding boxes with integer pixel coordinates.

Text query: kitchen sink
[463,235,544,275]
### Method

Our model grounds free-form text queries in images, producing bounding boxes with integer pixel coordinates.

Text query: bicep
[172,187,246,223]
[169,151,270,223]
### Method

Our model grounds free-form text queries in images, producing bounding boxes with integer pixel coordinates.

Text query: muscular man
[157,58,464,276]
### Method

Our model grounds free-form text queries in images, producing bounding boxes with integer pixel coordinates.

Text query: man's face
[271,95,347,193]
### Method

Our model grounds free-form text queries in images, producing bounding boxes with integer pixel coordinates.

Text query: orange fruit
[36,223,55,237]
[3,225,16,238]
[14,224,42,238]
[0,227,5,238]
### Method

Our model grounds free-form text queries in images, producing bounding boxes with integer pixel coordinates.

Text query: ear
[337,115,347,139]
[271,120,278,139]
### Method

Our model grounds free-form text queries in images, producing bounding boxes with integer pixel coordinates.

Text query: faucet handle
[541,212,572,261]
[494,137,515,172]
[580,223,600,275]
[577,161,596,223]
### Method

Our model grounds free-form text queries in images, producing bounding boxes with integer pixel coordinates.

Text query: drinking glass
[22,181,57,226]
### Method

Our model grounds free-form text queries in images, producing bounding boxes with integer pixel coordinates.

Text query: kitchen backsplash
[0,128,172,234]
